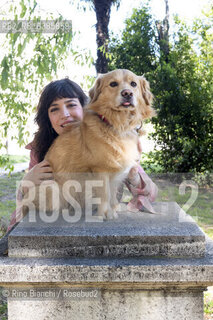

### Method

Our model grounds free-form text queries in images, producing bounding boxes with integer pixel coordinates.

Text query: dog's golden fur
[26,69,154,219]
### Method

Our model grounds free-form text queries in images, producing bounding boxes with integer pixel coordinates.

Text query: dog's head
[88,69,155,132]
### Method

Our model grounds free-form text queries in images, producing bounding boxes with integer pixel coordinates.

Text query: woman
[1,78,157,254]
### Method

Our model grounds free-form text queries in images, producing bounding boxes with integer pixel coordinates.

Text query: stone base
[8,202,205,258]
[8,288,204,320]
[1,202,213,320]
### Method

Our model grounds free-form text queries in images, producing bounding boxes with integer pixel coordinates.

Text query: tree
[109,5,157,74]
[80,0,121,73]
[0,0,74,170]
[156,0,170,62]
[150,14,213,173]
[109,4,213,173]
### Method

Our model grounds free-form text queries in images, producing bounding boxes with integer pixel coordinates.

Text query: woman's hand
[127,166,149,196]
[22,160,54,187]
[127,166,142,188]
[127,138,151,196]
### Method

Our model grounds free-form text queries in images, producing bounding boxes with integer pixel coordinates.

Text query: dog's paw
[110,204,119,219]
[112,209,118,219]
[97,201,108,220]
[105,208,118,220]
[97,202,119,220]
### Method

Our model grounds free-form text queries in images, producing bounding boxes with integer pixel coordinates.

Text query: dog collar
[97,113,110,126]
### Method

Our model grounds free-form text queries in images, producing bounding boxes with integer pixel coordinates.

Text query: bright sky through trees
[37,0,211,56]
[0,0,211,155]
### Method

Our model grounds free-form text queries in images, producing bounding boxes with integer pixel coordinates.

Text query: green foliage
[140,152,164,175]
[193,171,213,188]
[0,0,74,169]
[0,155,14,175]
[150,13,213,173]
[109,5,213,173]
[204,292,213,314]
[109,5,157,74]
[0,301,7,319]
[73,0,121,12]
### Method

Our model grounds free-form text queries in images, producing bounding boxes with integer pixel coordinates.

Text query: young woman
[1,78,157,254]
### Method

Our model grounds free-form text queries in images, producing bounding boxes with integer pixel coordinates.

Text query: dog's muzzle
[121,89,134,107]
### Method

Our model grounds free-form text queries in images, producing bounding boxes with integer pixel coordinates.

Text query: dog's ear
[139,76,155,119]
[89,74,103,103]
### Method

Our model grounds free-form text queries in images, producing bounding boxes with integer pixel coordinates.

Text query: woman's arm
[7,150,53,231]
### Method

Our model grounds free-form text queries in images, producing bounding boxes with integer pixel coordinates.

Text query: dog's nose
[121,89,133,98]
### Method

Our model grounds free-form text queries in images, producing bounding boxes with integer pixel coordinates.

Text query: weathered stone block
[0,202,212,320]
[7,289,204,320]
[8,202,205,258]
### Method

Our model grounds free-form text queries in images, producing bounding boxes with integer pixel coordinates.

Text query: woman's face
[48,97,83,135]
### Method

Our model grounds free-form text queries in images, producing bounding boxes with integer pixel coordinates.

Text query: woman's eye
[50,108,58,112]
[67,104,76,108]
[110,81,118,87]
[131,81,137,87]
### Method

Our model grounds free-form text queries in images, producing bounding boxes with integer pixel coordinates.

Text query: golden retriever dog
[24,69,154,220]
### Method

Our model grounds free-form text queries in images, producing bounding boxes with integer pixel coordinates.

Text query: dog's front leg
[91,172,112,220]
[109,177,120,219]
[97,173,110,220]
[37,181,62,213]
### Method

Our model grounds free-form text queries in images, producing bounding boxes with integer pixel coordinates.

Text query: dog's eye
[110,81,118,87]
[131,81,137,87]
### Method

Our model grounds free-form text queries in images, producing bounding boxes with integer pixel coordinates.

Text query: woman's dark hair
[34,78,88,162]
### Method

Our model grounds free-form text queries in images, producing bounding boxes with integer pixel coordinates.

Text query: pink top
[7,144,158,231]
[25,142,38,170]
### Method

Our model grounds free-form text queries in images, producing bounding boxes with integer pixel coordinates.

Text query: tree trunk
[156,0,170,63]
[94,0,111,74]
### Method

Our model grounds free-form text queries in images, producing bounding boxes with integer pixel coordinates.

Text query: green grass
[156,180,213,239]
[0,172,24,222]
[0,288,7,319]
[204,291,213,315]
[0,302,7,318]
[7,155,29,164]
[0,200,17,217]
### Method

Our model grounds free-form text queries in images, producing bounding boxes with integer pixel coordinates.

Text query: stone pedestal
[7,288,204,320]
[0,202,212,320]
[8,202,205,258]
